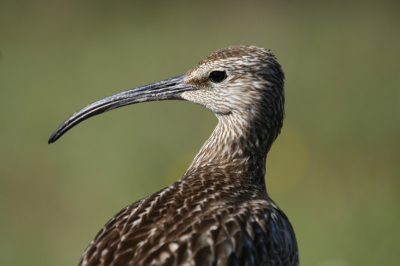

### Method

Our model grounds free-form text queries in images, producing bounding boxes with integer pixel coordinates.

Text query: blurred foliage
[1,0,399,265]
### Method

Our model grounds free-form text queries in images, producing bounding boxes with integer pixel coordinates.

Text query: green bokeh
[1,1,399,265]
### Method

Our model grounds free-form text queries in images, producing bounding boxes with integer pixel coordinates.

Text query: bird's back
[79,168,298,266]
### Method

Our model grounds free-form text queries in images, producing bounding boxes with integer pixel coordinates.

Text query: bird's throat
[183,113,270,187]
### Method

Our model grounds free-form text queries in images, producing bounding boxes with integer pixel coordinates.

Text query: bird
[49,45,299,266]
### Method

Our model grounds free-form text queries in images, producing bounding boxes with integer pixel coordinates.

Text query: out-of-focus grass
[0,0,399,265]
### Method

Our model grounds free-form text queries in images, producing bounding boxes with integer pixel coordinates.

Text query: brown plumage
[49,45,299,266]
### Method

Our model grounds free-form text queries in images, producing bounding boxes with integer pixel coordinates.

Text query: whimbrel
[49,45,298,266]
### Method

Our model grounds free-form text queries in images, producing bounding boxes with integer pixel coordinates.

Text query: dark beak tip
[48,124,65,144]
[48,132,57,144]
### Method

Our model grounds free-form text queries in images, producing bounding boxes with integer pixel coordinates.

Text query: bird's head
[183,46,284,119]
[48,45,285,144]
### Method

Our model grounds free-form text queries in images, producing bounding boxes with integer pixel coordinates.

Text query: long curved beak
[48,74,196,144]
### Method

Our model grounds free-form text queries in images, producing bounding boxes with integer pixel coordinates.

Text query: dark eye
[209,71,226,83]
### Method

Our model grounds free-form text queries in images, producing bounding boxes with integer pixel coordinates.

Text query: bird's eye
[209,71,226,83]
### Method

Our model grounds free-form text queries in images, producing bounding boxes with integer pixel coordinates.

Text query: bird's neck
[184,112,272,187]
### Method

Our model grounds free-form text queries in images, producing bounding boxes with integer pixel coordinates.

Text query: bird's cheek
[181,91,209,108]
[181,91,200,103]
[181,91,231,115]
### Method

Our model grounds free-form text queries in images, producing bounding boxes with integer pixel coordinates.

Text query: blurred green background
[1,0,399,265]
